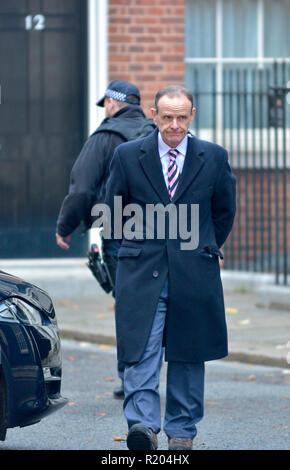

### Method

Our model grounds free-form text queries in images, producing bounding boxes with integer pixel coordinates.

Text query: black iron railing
[189,61,290,285]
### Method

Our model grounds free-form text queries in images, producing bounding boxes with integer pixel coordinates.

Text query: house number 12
[25,14,46,31]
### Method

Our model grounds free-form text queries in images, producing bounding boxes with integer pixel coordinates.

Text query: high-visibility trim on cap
[105,89,127,102]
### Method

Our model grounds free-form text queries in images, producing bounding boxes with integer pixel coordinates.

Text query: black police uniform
[56,105,147,237]
[56,104,149,398]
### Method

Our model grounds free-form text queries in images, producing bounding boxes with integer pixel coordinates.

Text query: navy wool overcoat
[105,129,236,364]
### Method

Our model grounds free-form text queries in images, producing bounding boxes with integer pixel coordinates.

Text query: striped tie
[168,149,180,199]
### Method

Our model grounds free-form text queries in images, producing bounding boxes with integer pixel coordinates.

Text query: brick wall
[224,170,290,273]
[108,0,185,116]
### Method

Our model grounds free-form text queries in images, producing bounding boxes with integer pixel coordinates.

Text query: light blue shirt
[157,132,188,189]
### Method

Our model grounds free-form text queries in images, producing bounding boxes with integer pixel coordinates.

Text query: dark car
[0,270,67,441]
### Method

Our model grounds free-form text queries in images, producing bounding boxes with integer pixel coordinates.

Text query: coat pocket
[117,246,142,258]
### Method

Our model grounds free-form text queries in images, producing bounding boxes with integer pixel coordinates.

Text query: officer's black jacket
[56,105,147,237]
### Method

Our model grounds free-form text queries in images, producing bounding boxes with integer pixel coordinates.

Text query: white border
[87,0,108,136]
[87,0,108,247]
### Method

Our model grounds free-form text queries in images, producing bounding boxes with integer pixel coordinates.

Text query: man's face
[152,94,196,148]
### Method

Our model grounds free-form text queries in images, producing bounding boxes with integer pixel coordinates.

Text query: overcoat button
[152,270,159,278]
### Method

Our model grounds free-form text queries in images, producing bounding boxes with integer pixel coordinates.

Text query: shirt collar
[158,132,188,158]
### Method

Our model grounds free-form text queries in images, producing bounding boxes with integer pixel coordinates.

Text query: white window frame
[87,0,108,136]
[87,0,108,247]
[185,0,290,168]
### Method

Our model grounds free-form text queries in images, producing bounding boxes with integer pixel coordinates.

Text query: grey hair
[155,85,194,112]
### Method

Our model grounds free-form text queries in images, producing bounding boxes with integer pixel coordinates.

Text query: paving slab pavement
[1,258,290,369]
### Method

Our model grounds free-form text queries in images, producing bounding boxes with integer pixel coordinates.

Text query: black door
[0,0,87,258]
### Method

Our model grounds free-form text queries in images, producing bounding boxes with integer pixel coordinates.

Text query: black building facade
[0,0,88,258]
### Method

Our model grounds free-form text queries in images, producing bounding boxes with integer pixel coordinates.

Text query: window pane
[264,0,290,57]
[186,63,217,131]
[185,0,216,58]
[223,63,269,130]
[186,63,262,130]
[223,0,258,57]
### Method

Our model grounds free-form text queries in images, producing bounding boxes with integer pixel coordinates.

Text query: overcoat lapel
[139,130,205,205]
[139,129,171,206]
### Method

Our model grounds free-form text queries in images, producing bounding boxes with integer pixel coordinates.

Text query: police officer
[56,80,148,398]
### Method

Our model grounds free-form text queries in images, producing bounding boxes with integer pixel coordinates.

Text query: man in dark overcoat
[104,85,236,450]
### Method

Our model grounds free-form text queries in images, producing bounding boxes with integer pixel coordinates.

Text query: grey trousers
[123,278,205,439]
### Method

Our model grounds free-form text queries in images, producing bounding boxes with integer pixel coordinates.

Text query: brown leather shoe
[127,424,158,450]
[168,437,193,450]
